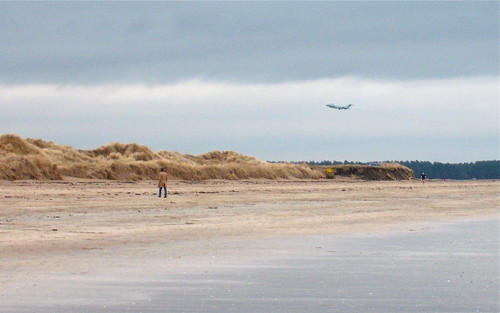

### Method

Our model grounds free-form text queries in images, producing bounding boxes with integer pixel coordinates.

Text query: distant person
[158,168,168,198]
[421,172,426,184]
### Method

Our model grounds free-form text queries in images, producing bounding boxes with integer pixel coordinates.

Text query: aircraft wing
[326,104,339,109]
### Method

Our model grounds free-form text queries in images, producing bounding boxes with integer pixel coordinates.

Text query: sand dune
[0,134,413,181]
[0,134,323,180]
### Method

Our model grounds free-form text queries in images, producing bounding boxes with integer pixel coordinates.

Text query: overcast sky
[1,1,498,162]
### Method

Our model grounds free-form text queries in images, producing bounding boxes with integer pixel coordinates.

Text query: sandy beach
[1,179,497,267]
[1,179,498,312]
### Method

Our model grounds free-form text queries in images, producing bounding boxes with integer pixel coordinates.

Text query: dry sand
[1,179,498,274]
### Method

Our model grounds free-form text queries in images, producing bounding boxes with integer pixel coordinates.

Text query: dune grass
[1,134,414,181]
[0,134,325,180]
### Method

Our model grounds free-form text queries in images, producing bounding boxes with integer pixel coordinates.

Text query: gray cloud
[1,2,498,162]
[0,1,497,84]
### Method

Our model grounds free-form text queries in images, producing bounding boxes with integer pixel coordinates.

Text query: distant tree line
[272,160,500,180]
[394,160,500,180]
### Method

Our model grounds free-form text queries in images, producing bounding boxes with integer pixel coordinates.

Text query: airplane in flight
[326,103,353,110]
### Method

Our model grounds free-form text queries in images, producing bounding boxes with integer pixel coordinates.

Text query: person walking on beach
[421,172,426,184]
[158,168,168,198]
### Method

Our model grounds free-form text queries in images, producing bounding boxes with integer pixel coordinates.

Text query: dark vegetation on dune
[312,164,415,181]
[0,134,414,181]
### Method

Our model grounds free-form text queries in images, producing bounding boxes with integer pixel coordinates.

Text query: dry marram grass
[0,134,326,180]
[1,134,414,181]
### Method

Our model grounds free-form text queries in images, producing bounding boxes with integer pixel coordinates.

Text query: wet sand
[0,179,498,312]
